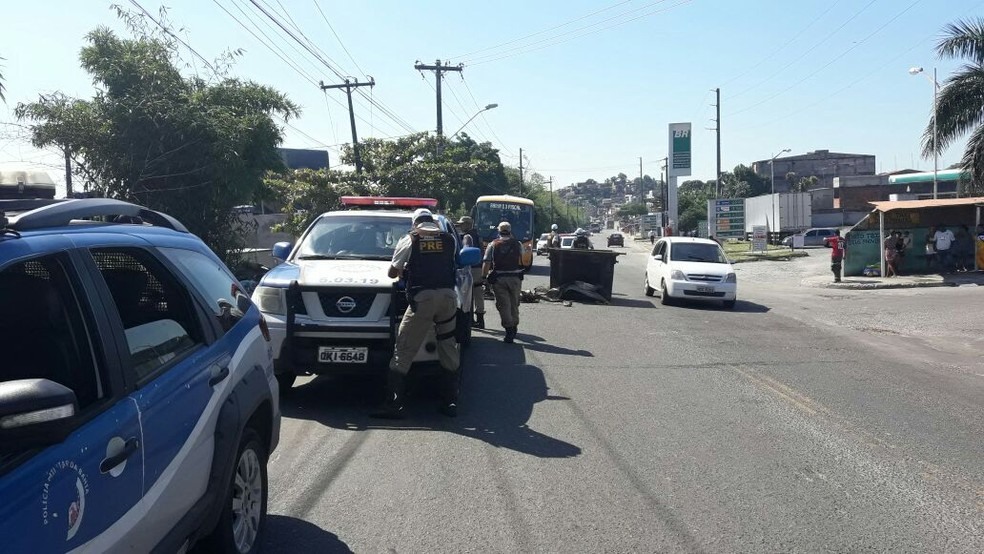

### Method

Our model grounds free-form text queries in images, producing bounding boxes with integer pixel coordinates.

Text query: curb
[806,280,954,290]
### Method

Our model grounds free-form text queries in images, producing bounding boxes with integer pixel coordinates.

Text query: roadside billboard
[668,123,692,178]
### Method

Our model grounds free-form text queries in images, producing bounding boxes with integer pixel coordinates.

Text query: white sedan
[644,237,737,309]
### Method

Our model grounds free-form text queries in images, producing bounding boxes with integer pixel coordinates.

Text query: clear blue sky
[2,0,982,194]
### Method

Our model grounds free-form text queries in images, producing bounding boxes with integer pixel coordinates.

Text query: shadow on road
[260,515,353,554]
[280,337,582,459]
[670,299,770,313]
[609,296,656,309]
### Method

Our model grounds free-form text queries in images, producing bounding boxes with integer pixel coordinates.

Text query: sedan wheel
[644,274,655,296]
[660,279,673,305]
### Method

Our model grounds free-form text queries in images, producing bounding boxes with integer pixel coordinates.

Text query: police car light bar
[340,196,439,208]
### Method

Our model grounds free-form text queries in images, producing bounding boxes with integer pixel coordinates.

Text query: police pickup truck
[251,197,481,391]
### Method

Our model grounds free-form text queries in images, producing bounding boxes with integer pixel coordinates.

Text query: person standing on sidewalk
[829,229,846,282]
[456,215,486,329]
[373,209,460,419]
[934,223,956,273]
[483,221,524,343]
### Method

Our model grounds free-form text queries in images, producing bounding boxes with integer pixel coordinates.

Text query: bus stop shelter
[843,197,984,277]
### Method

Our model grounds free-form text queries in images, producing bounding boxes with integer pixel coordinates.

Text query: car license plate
[318,347,368,363]
[696,285,715,293]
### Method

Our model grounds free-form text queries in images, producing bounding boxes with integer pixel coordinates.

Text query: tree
[15,16,298,265]
[792,175,819,192]
[922,18,984,195]
[617,203,647,217]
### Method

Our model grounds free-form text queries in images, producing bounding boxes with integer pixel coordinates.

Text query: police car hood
[297,259,395,288]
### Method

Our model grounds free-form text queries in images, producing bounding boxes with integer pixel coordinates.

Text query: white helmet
[575,227,587,236]
[551,224,558,231]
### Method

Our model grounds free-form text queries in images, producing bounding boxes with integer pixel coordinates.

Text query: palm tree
[923,19,984,195]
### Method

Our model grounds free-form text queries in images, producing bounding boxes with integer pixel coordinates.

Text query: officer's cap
[498,221,512,233]
[412,208,439,231]
[456,215,473,225]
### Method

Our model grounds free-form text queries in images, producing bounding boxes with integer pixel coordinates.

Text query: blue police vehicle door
[0,252,144,553]
[84,246,234,550]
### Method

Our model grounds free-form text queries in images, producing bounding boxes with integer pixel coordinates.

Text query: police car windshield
[295,215,410,261]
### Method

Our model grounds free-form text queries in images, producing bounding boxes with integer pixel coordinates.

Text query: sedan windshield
[295,215,410,261]
[670,242,728,264]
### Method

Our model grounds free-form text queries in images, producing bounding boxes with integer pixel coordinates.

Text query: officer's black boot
[438,370,460,418]
[504,327,517,343]
[474,312,485,329]
[370,371,406,419]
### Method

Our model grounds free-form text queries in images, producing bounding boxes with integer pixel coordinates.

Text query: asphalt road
[262,238,983,553]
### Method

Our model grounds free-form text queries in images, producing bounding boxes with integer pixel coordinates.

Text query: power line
[461,78,510,152]
[216,0,400,138]
[464,0,692,66]
[730,0,923,118]
[212,0,321,86]
[728,0,878,100]
[720,0,844,88]
[129,0,218,75]
[741,33,937,132]
[246,0,416,134]
[312,0,368,79]
[452,0,633,60]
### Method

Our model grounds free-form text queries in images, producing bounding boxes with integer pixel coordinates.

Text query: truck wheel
[210,428,268,554]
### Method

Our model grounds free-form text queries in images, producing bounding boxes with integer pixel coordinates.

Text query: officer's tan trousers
[389,289,459,375]
[491,276,522,329]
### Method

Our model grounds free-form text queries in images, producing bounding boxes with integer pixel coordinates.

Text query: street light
[451,103,499,138]
[909,66,939,199]
[770,148,791,242]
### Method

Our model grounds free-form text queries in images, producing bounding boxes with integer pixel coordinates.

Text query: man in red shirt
[830,229,846,282]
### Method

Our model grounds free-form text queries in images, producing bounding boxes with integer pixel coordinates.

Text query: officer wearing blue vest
[372,208,460,419]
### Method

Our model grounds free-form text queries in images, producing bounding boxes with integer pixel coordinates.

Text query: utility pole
[519,148,524,195]
[414,59,463,138]
[661,158,668,228]
[712,88,722,198]
[63,146,73,198]
[549,176,554,223]
[320,78,375,174]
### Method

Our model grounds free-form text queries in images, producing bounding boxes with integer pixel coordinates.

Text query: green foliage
[792,175,819,192]
[925,17,984,194]
[15,18,298,265]
[677,179,713,233]
[263,133,590,237]
[617,203,648,217]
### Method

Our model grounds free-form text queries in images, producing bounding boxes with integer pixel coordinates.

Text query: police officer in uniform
[456,215,486,329]
[483,221,524,343]
[372,208,460,418]
[572,228,592,249]
[548,223,561,248]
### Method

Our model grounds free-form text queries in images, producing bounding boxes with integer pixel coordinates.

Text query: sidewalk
[802,271,984,290]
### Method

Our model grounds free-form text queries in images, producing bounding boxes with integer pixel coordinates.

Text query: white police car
[0,198,279,553]
[252,196,481,391]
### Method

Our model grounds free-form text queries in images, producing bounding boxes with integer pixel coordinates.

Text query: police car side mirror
[0,378,78,450]
[458,246,482,268]
[272,242,293,262]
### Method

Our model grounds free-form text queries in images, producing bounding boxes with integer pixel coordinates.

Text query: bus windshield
[474,202,534,242]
